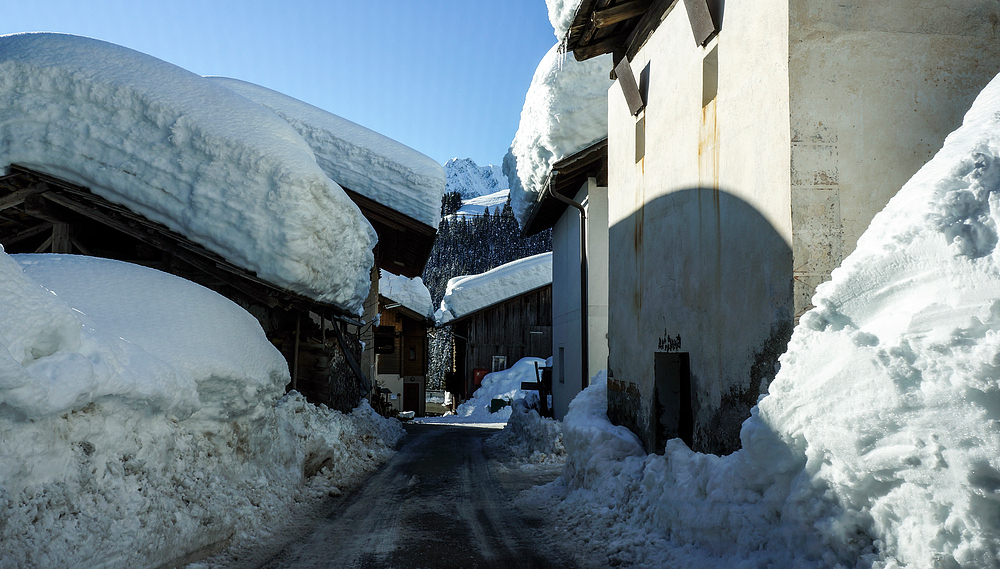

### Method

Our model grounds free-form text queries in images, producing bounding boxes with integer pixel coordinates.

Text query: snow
[0,251,403,568]
[378,270,434,320]
[444,157,508,199]
[209,77,446,230]
[545,0,583,42]
[418,357,546,424]
[0,32,377,314]
[487,398,566,465]
[538,72,1000,567]
[502,35,611,228]
[435,252,552,324]
[449,189,510,219]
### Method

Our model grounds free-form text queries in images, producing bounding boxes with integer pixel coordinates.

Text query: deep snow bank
[555,73,1000,567]
[0,32,376,313]
[208,76,445,230]
[0,252,402,569]
[435,252,552,324]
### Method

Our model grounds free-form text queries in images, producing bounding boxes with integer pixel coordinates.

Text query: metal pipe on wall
[546,180,590,392]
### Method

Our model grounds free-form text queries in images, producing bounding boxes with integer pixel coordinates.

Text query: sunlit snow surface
[435,252,552,324]
[0,253,403,568]
[208,76,446,230]
[0,32,376,313]
[550,74,1000,568]
[418,357,547,424]
[502,33,611,227]
[378,270,434,320]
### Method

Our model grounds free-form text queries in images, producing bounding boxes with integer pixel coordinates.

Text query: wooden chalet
[373,295,430,417]
[446,284,553,402]
[0,164,375,412]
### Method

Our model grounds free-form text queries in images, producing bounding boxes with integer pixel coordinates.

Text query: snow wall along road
[560,73,1000,567]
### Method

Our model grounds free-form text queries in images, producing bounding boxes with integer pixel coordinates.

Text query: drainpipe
[547,180,590,392]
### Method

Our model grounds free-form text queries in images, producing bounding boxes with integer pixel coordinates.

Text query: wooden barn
[0,164,398,413]
[442,266,553,402]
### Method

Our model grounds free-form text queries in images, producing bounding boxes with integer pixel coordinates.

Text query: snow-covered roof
[435,252,552,325]
[502,41,611,229]
[0,32,377,314]
[208,77,446,230]
[378,270,434,321]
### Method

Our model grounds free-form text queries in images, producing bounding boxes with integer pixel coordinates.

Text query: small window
[492,355,507,372]
[702,45,718,108]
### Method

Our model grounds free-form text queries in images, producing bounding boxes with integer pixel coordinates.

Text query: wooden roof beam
[594,0,652,29]
[573,33,629,61]
[0,183,48,211]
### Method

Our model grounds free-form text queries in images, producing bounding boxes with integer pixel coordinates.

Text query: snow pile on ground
[209,77,445,230]
[551,73,1000,568]
[487,399,565,465]
[445,157,508,199]
[420,357,546,424]
[0,252,403,569]
[435,252,552,324]
[379,270,434,320]
[0,32,376,313]
[502,19,611,227]
[452,357,546,422]
[449,189,510,220]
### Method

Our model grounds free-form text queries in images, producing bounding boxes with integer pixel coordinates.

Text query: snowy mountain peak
[445,157,508,199]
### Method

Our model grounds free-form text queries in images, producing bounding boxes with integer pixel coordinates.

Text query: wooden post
[51,223,71,254]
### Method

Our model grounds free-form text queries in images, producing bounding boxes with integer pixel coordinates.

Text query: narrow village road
[252,423,580,569]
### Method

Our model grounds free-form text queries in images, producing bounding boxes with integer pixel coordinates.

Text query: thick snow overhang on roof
[521,138,608,237]
[378,270,434,322]
[207,77,444,278]
[435,252,553,325]
[0,166,362,320]
[207,77,445,229]
[0,33,376,314]
[566,0,720,62]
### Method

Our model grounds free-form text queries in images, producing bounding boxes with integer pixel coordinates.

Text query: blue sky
[2,1,557,168]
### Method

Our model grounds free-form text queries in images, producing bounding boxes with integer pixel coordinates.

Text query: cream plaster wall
[788,0,1000,315]
[607,0,792,453]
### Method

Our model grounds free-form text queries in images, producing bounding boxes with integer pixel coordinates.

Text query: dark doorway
[403,382,420,414]
[654,352,693,451]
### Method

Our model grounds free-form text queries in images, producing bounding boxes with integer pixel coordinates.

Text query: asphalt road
[252,423,581,569]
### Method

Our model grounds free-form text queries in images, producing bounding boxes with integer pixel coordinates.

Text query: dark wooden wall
[452,285,552,397]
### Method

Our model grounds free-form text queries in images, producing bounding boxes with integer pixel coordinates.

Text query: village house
[373,271,435,416]
[562,0,1000,454]
[0,37,445,415]
[519,140,609,419]
[436,253,553,406]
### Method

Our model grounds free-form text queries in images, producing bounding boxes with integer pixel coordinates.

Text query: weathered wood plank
[0,183,48,211]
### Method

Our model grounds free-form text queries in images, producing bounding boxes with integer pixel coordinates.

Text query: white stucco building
[520,140,609,419]
[564,0,1000,453]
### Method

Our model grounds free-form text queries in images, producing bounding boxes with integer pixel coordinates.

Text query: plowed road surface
[253,423,582,569]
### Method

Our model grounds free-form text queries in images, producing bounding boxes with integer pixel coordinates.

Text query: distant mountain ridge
[444,158,508,199]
